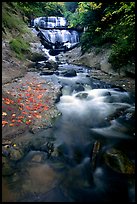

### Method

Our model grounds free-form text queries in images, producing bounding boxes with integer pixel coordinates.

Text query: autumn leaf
[44,106,49,111]
[2,121,8,126]
[9,123,15,127]
[11,119,16,122]
[26,120,32,125]
[22,111,27,115]
[11,113,16,117]
[37,94,43,99]
[35,115,42,119]
[2,112,7,116]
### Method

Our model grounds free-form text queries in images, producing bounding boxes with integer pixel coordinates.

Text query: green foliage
[9,37,30,60]
[2,5,24,33]
[15,2,64,18]
[64,2,78,12]
[67,2,135,70]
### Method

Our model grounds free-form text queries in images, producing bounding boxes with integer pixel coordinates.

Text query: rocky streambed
[2,37,135,202]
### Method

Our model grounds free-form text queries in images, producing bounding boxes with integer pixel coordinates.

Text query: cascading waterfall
[34,16,68,28]
[32,16,80,55]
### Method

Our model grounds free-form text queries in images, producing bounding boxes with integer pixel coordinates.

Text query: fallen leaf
[2,112,7,116]
[2,121,8,126]
[9,123,15,127]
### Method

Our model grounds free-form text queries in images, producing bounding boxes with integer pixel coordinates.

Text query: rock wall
[58,46,135,77]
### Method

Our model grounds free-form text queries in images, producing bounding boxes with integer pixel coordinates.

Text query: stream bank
[57,46,135,94]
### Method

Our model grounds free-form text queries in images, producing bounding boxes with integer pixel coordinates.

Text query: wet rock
[103,148,135,174]
[61,69,77,77]
[45,59,58,70]
[73,84,85,92]
[30,52,48,62]
[40,70,54,76]
[2,144,24,161]
[2,156,15,176]
[75,92,88,99]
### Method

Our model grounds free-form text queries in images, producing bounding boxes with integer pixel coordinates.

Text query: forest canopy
[3,2,135,70]
[63,2,135,69]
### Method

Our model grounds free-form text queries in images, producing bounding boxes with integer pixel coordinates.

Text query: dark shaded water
[2,63,135,202]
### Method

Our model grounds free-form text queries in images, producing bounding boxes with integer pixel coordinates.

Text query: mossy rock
[103,148,135,174]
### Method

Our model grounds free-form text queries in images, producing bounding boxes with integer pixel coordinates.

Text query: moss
[9,37,30,60]
[2,2,28,38]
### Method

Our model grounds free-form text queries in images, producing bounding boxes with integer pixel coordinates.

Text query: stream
[2,22,135,202]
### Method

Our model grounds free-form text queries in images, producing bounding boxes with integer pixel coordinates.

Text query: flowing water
[2,18,135,202]
[2,61,135,202]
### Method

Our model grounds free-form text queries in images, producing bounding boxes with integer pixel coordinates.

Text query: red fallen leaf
[22,111,27,115]
[26,120,32,125]
[9,123,15,127]
[2,121,8,126]
[44,106,49,111]
[4,100,12,105]
[26,106,31,110]
[35,115,42,119]
[26,93,31,97]
[17,98,22,103]
[11,119,16,122]
[18,116,24,119]
[17,120,22,123]
[28,97,35,102]
[37,94,43,99]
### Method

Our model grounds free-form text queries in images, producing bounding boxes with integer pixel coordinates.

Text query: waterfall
[33,16,80,54]
[34,17,68,29]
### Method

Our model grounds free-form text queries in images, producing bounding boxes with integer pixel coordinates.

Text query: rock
[45,59,58,70]
[30,52,48,62]
[2,156,15,176]
[73,84,85,92]
[2,144,24,161]
[103,148,135,174]
[61,69,77,77]
[40,70,54,75]
[75,92,88,99]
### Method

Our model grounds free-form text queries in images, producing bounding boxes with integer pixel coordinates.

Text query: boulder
[61,69,77,77]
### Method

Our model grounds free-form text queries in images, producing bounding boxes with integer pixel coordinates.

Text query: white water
[57,88,134,139]
[34,17,67,28]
